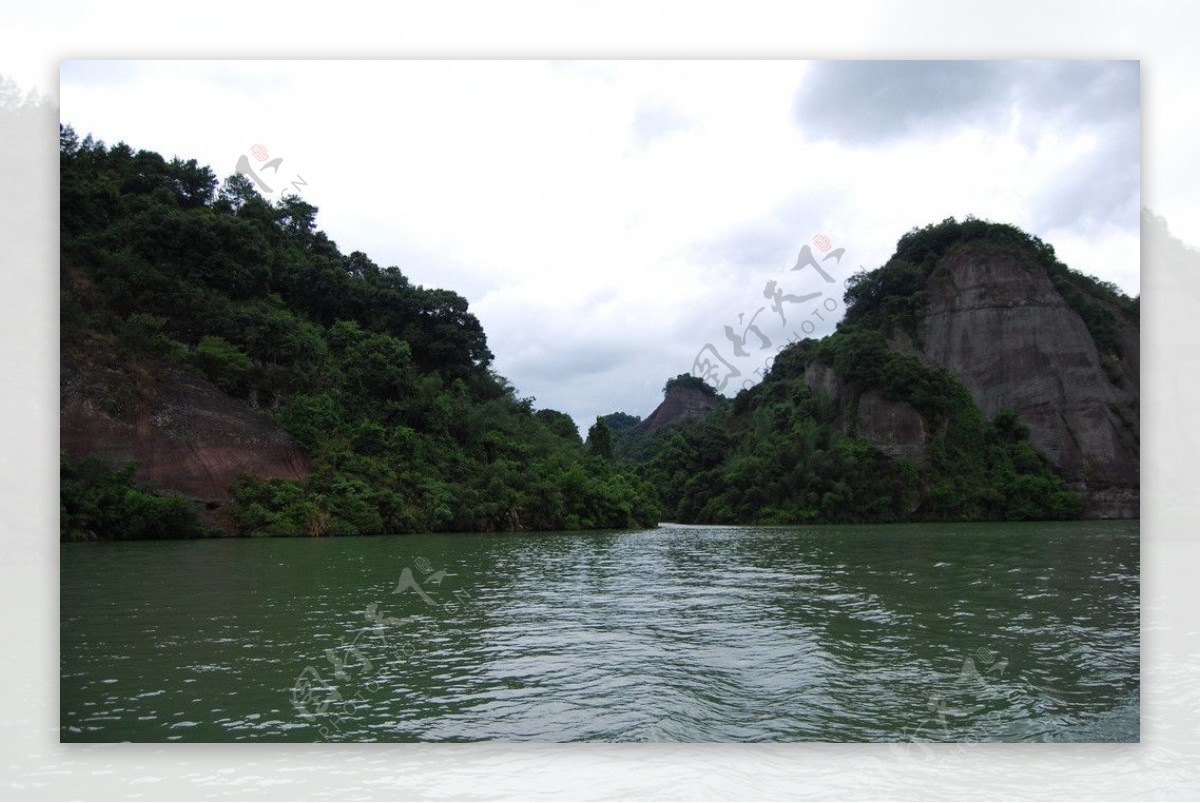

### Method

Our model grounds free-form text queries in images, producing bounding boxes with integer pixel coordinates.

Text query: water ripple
[60,521,1138,742]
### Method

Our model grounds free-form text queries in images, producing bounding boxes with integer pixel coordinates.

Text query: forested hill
[613,218,1140,523]
[59,127,660,539]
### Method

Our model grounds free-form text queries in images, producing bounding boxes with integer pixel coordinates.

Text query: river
[60,520,1139,742]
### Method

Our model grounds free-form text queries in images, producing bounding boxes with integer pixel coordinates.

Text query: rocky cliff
[637,385,720,433]
[918,245,1138,517]
[61,350,311,504]
[804,240,1139,518]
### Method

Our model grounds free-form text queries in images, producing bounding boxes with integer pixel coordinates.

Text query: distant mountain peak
[637,383,719,433]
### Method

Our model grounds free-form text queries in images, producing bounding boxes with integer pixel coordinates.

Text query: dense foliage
[662,373,717,397]
[61,453,215,541]
[621,333,1080,524]
[60,127,659,538]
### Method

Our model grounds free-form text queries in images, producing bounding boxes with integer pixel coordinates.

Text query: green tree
[535,409,582,444]
[190,335,253,394]
[663,372,718,397]
[60,453,212,541]
[587,417,614,461]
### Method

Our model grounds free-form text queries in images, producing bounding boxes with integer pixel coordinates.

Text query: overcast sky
[59,60,1140,432]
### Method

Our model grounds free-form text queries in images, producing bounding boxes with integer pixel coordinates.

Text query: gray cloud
[793,61,1014,145]
[1019,60,1139,130]
[687,195,838,277]
[504,341,630,385]
[1030,120,1140,235]
[794,60,1141,252]
[794,60,1138,146]
[690,226,795,276]
[1025,65,1140,237]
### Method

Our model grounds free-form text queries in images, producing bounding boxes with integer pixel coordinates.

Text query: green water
[60,520,1139,742]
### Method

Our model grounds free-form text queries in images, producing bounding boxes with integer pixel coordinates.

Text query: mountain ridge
[616,218,1138,522]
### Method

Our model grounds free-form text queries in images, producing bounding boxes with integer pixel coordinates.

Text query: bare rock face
[804,362,843,404]
[918,247,1139,517]
[637,386,719,433]
[61,357,311,502]
[855,390,929,463]
[804,363,930,464]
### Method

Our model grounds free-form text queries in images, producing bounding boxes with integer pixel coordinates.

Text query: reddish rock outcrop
[61,356,310,502]
[637,386,719,433]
